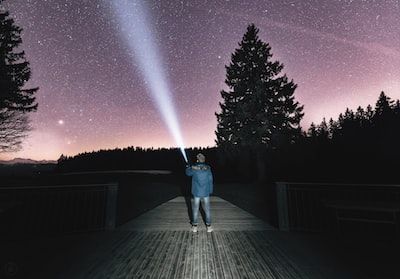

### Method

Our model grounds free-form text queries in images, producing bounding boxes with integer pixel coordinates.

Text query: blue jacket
[185,163,213,197]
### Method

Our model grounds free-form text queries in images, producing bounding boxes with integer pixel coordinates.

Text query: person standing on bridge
[185,153,214,233]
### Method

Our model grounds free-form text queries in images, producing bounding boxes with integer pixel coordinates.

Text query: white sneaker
[191,225,198,233]
[206,225,213,233]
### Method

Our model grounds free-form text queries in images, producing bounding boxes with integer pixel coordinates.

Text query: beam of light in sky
[111,0,188,163]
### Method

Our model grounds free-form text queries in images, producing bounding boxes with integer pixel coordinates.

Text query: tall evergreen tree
[215,24,304,150]
[374,91,393,117]
[0,0,37,151]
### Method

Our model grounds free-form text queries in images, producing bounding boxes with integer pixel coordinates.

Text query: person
[185,153,213,233]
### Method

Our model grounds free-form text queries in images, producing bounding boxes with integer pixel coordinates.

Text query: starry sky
[1,0,399,160]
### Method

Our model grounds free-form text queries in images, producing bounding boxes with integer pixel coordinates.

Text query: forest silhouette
[57,90,400,184]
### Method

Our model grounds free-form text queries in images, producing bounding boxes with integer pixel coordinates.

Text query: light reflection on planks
[80,196,306,278]
[118,196,273,231]
[82,231,305,278]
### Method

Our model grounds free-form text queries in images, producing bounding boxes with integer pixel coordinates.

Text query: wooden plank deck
[4,196,399,278]
[67,196,308,278]
[118,196,273,231]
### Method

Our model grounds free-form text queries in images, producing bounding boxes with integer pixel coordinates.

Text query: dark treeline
[293,91,400,183]
[57,147,188,173]
[55,146,253,183]
[56,91,400,184]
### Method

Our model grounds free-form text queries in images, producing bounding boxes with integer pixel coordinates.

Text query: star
[1,0,398,160]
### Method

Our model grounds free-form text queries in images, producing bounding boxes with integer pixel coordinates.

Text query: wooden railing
[276,182,400,232]
[0,183,118,237]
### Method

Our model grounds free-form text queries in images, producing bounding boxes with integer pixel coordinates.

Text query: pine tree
[344,108,355,121]
[307,122,317,138]
[355,106,364,120]
[316,118,329,139]
[374,91,393,117]
[215,24,304,150]
[0,1,38,151]
[338,113,344,126]
[355,106,367,129]
[57,154,67,164]
[328,118,338,139]
[365,104,374,121]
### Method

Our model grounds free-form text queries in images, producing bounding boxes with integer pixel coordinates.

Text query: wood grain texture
[118,196,274,232]
[73,196,307,278]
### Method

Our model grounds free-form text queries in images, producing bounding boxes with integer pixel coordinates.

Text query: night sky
[1,0,399,160]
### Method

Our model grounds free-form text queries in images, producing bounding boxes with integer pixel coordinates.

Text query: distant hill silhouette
[0,158,57,165]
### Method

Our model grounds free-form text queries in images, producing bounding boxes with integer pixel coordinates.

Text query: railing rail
[278,182,400,188]
[0,183,118,237]
[0,183,118,190]
[276,182,400,232]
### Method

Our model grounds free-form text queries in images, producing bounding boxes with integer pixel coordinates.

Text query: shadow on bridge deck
[2,196,399,278]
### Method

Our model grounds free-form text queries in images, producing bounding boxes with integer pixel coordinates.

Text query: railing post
[276,182,290,231]
[105,184,118,230]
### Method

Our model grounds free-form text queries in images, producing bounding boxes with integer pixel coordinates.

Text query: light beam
[111,0,188,163]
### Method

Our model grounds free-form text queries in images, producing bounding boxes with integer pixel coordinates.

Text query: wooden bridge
[3,184,399,278]
[6,195,394,278]
[58,196,312,279]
